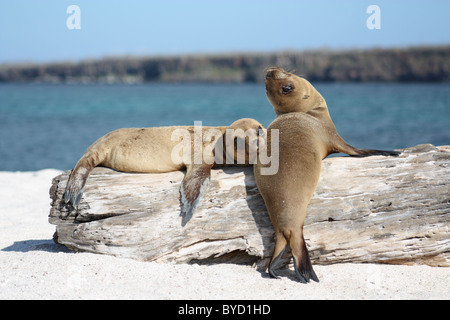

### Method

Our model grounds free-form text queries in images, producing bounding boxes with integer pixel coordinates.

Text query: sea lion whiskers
[64,118,266,224]
[255,66,400,283]
[265,67,290,80]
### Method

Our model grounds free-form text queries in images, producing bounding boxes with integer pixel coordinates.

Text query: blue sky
[1,0,449,63]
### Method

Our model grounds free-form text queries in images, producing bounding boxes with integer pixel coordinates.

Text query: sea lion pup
[254,67,399,283]
[64,118,265,224]
[264,67,400,157]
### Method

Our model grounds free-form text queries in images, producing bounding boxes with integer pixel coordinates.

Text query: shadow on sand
[1,238,72,254]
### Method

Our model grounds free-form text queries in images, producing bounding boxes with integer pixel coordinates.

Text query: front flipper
[334,137,400,157]
[349,148,401,157]
[179,163,213,226]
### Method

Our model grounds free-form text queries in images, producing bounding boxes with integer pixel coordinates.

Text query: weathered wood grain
[49,144,450,267]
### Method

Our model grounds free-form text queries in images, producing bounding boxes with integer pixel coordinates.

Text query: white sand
[0,169,448,300]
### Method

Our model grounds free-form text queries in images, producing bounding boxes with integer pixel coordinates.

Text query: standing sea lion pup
[64,118,265,224]
[254,67,399,283]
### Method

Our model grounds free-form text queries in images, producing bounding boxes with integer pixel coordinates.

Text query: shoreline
[0,169,448,299]
[1,45,450,84]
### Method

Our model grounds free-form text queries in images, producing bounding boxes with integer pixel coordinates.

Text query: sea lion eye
[281,84,294,95]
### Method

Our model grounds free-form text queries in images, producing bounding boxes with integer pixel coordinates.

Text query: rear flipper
[268,232,288,279]
[64,165,92,208]
[290,230,319,283]
[292,244,319,283]
[268,252,284,279]
[268,230,319,283]
[64,150,103,208]
[179,163,213,226]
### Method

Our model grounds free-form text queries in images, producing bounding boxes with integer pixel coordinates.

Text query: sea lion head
[264,67,327,116]
[225,118,266,164]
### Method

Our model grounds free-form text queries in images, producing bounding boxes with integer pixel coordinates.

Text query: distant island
[1,45,449,83]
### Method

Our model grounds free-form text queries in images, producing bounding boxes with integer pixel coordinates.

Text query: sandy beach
[0,169,448,300]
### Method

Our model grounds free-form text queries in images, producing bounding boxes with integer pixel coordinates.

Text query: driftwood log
[49,144,450,267]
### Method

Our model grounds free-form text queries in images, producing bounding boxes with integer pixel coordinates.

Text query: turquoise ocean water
[0,83,449,171]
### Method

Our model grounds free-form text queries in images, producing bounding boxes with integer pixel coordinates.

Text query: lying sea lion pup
[65,118,266,224]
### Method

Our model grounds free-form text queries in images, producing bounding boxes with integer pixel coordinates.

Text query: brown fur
[64,118,266,224]
[255,67,399,283]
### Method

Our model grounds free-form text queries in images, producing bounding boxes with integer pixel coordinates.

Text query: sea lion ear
[302,94,310,99]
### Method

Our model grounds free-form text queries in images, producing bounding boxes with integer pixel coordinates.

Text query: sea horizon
[1,82,449,172]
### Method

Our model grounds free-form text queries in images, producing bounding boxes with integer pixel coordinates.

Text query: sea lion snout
[265,67,289,80]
